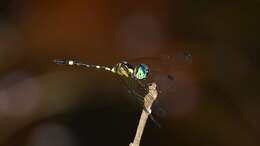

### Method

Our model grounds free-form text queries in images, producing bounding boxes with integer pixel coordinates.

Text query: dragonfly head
[134,64,149,80]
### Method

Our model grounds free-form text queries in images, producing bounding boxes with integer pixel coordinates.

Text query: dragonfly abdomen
[54,59,137,79]
[54,59,114,72]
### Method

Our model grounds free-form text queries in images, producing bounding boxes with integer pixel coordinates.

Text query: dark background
[0,0,259,146]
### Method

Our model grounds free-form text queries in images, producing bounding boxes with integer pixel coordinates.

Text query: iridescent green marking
[134,64,149,80]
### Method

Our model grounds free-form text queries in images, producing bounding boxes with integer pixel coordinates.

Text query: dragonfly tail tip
[53,59,66,65]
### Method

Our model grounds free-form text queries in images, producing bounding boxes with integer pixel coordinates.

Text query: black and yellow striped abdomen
[54,59,135,79]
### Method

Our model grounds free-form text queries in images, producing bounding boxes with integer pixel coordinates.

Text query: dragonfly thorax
[113,61,135,78]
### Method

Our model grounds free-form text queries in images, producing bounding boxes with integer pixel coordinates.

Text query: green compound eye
[134,64,149,80]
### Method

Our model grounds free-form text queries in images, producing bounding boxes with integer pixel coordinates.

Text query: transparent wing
[125,52,192,117]
[128,52,192,73]
[127,51,191,90]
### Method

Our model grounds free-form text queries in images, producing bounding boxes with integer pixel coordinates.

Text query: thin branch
[129,83,158,146]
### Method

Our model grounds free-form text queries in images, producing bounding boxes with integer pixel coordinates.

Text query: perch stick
[129,83,158,146]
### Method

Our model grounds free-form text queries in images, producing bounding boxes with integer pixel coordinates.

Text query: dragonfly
[54,52,192,126]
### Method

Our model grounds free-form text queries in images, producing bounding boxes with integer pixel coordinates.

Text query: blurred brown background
[0,0,259,146]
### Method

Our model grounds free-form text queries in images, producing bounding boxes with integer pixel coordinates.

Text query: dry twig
[129,83,158,146]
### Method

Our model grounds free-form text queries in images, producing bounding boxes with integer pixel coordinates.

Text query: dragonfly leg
[149,114,161,128]
[136,80,158,106]
[116,76,144,104]
[116,76,161,127]
[131,90,144,102]
[128,78,145,103]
